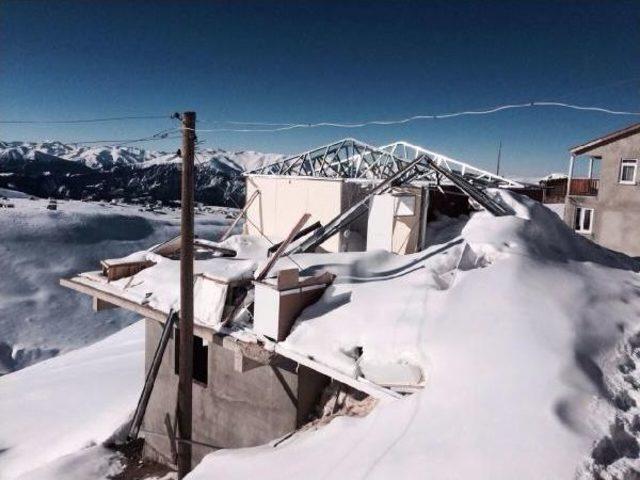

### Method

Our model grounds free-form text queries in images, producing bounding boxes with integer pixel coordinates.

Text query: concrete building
[565,123,640,257]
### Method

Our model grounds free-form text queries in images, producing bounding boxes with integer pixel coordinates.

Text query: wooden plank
[101,260,155,281]
[255,213,310,281]
[151,235,182,257]
[219,190,260,242]
[128,310,178,440]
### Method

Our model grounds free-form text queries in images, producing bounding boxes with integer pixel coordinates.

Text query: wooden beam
[255,213,310,281]
[101,260,155,281]
[219,190,260,242]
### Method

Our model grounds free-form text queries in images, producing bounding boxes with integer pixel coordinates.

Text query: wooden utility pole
[178,111,195,479]
[496,140,502,176]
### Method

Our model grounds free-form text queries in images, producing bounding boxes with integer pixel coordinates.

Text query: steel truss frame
[248,138,523,188]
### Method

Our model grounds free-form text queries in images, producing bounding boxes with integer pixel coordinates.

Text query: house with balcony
[565,122,640,257]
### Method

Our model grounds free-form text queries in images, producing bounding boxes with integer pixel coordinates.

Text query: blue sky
[1,0,639,176]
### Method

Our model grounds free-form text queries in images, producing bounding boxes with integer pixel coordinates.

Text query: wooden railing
[569,178,599,196]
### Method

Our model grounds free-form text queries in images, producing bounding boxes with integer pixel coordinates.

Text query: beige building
[244,175,428,254]
[565,123,640,257]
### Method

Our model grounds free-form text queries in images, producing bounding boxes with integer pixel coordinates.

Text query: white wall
[245,176,344,252]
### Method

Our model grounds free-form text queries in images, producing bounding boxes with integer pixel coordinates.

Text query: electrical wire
[0,114,171,125]
[188,101,640,133]
[5,101,640,135]
[67,128,180,146]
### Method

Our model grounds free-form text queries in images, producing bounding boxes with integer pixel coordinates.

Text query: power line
[67,127,180,146]
[0,114,171,125]
[189,101,640,134]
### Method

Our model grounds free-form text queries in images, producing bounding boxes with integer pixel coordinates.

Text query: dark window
[574,206,594,234]
[583,209,592,232]
[174,329,208,385]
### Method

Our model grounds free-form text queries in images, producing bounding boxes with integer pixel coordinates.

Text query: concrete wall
[142,318,329,468]
[245,176,344,252]
[565,134,640,257]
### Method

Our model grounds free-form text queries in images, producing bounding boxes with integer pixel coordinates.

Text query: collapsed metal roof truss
[249,138,437,181]
[248,138,523,188]
[382,141,524,188]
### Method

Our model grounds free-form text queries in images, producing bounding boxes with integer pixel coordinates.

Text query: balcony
[569,178,599,196]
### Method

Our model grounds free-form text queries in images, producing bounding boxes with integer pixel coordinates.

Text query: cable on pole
[188,101,640,134]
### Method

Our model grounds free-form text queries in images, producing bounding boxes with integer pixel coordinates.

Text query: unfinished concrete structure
[565,122,640,257]
[61,253,398,470]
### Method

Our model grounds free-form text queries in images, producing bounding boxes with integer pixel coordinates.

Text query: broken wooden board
[101,259,155,281]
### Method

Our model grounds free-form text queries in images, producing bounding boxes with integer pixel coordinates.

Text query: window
[174,329,208,385]
[574,207,594,234]
[619,159,638,184]
[393,195,416,217]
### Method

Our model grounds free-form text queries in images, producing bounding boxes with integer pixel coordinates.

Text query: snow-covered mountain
[0,141,280,173]
[0,141,283,205]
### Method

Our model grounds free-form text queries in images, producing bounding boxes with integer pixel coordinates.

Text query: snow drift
[0,322,144,479]
[3,190,640,479]
[0,196,230,373]
[188,191,640,480]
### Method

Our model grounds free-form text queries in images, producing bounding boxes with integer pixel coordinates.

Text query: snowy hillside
[0,194,234,373]
[0,141,282,205]
[0,322,144,479]
[2,191,640,479]
[189,192,640,480]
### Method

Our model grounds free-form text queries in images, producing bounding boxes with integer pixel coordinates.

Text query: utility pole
[178,111,195,479]
[496,140,502,176]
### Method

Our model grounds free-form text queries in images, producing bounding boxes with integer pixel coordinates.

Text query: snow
[0,141,283,172]
[0,322,144,479]
[0,196,231,373]
[187,191,640,480]
[15,446,124,480]
[541,171,569,181]
[96,235,269,319]
[544,202,565,217]
[3,188,640,479]
[0,187,29,198]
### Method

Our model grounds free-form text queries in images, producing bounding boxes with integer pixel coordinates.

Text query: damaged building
[60,138,524,470]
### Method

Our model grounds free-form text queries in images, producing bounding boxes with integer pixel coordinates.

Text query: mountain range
[0,141,282,205]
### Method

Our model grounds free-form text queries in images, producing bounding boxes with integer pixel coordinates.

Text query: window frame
[574,206,594,234]
[619,159,638,185]
[174,329,209,386]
